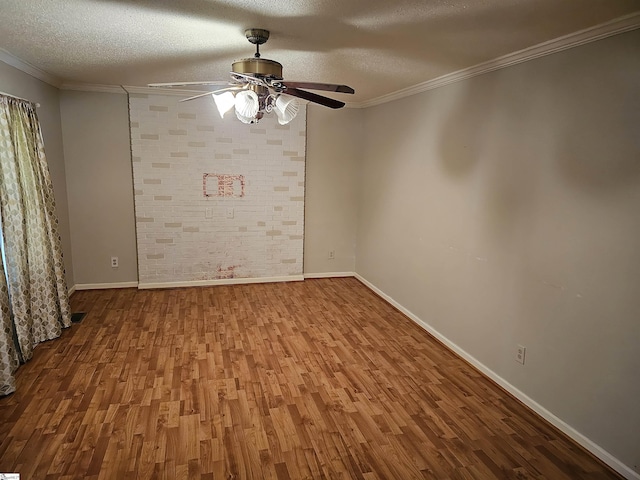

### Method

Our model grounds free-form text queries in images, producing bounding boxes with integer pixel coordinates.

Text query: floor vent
[71,312,87,324]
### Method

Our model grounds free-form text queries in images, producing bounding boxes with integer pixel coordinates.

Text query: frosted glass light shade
[235,110,255,124]
[212,91,235,118]
[234,90,259,119]
[274,94,299,125]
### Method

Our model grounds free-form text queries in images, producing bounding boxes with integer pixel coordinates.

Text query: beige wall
[304,106,362,274]
[356,29,640,473]
[0,62,74,287]
[59,90,137,285]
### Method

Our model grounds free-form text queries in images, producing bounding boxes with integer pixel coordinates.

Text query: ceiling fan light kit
[150,28,354,125]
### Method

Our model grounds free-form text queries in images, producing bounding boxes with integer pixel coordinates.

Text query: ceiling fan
[148,28,355,125]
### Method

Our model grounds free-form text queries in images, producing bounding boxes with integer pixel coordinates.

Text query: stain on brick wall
[203,173,245,198]
[216,264,239,279]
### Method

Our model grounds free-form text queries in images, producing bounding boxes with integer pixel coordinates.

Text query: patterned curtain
[0,253,18,396]
[0,94,71,395]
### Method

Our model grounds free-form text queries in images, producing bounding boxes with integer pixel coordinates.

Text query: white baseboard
[138,275,304,289]
[74,281,139,291]
[70,274,352,292]
[304,271,355,279]
[354,273,639,480]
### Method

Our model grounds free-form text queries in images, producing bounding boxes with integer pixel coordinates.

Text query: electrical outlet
[111,256,119,268]
[226,207,234,219]
[516,344,526,364]
[205,208,213,219]
[328,250,335,260]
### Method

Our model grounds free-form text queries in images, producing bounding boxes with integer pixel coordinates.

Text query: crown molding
[355,11,640,109]
[60,83,127,94]
[0,48,62,88]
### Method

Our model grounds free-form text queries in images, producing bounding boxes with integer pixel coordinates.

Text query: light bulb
[235,110,255,124]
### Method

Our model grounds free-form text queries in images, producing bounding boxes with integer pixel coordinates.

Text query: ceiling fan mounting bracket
[245,29,270,57]
[245,29,270,45]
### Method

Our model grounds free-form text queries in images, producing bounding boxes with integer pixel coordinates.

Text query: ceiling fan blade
[148,81,229,88]
[147,80,228,88]
[279,81,354,94]
[285,88,346,109]
[179,86,242,103]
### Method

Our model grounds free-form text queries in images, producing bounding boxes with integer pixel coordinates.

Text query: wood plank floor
[0,278,622,479]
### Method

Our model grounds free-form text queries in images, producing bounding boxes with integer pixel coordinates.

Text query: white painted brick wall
[129,93,306,285]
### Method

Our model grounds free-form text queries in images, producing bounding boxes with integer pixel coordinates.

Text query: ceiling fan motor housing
[232,57,283,79]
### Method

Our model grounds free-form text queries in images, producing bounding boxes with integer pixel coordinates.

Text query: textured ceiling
[1,0,638,103]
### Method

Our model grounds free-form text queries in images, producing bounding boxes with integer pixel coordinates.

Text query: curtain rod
[0,91,40,108]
